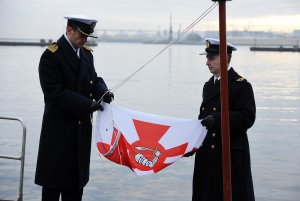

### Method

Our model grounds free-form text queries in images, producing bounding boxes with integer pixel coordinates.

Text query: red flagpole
[212,0,232,201]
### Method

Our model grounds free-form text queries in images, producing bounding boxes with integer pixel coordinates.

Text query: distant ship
[250,46,300,52]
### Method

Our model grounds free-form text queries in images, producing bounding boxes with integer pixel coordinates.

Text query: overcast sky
[1,0,300,39]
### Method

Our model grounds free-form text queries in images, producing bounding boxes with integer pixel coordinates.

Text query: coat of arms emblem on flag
[94,103,207,175]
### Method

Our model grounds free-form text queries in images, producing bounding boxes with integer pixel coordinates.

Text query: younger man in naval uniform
[187,38,256,201]
[35,15,114,201]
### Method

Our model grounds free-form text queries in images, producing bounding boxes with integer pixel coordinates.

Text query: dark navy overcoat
[35,35,108,190]
[193,68,256,201]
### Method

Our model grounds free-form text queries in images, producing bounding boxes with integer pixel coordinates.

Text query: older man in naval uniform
[187,38,256,201]
[35,15,114,201]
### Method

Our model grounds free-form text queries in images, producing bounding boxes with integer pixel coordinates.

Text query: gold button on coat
[212,133,216,137]
[90,81,93,84]
[79,121,81,125]
[89,93,93,97]
[213,107,216,111]
[211,145,215,149]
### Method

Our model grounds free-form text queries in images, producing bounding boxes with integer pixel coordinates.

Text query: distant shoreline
[1,37,299,48]
[0,39,97,47]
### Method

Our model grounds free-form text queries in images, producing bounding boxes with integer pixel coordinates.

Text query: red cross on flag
[94,103,207,175]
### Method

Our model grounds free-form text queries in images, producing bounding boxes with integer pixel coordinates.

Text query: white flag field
[94,103,207,176]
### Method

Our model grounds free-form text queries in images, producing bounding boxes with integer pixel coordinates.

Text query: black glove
[183,151,196,157]
[90,101,104,112]
[201,115,215,129]
[103,91,114,104]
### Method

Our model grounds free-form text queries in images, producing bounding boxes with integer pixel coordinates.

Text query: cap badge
[90,22,96,29]
[206,40,211,48]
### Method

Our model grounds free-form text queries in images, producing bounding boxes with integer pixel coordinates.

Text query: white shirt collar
[64,33,80,58]
[214,67,231,83]
[214,76,220,84]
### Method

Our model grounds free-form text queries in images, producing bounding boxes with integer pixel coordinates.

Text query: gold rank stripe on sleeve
[236,77,246,82]
[83,45,93,52]
[47,44,58,53]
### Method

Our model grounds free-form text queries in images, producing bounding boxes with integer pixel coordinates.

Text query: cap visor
[199,52,207,55]
[78,28,98,38]
[88,34,98,38]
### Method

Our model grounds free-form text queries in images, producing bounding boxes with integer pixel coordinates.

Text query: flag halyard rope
[107,2,218,94]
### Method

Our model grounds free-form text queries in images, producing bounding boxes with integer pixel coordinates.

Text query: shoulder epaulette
[236,77,246,82]
[47,43,58,53]
[83,45,93,52]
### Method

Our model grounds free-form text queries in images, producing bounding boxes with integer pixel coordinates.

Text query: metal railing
[0,116,27,201]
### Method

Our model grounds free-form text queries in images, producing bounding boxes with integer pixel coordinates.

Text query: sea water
[0,42,299,201]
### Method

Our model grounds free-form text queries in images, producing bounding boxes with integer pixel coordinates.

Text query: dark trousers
[42,187,83,201]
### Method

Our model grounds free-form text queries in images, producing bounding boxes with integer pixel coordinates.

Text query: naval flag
[94,103,207,176]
